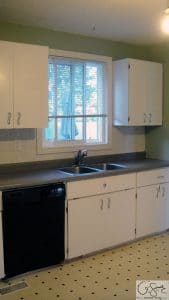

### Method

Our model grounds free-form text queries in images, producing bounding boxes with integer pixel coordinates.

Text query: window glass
[40,52,112,152]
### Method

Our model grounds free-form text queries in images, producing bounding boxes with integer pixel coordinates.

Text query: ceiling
[0,0,169,45]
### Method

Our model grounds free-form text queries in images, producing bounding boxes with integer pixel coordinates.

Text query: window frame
[37,49,113,154]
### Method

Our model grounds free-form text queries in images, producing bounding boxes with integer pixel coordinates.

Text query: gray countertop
[0,158,169,190]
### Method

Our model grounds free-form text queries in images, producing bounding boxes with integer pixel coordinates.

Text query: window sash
[48,57,106,117]
[47,57,107,144]
[37,49,113,154]
[48,114,107,118]
[46,116,107,143]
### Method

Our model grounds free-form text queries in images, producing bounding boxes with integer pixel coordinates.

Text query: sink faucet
[74,149,88,166]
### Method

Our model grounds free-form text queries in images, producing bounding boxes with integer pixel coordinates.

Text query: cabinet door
[136,185,160,238]
[0,41,13,128]
[128,59,146,125]
[113,58,162,126]
[13,43,48,128]
[104,189,136,248]
[113,59,129,125]
[68,195,104,259]
[160,183,169,231]
[145,62,162,125]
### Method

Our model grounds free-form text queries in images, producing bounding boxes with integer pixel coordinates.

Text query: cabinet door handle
[144,113,147,123]
[162,186,165,197]
[103,183,107,188]
[17,112,21,125]
[149,113,152,123]
[107,198,111,209]
[157,175,164,179]
[100,199,103,210]
[156,185,160,198]
[7,112,12,125]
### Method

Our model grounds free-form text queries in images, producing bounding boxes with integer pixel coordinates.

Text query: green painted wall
[0,22,150,59]
[3,22,164,159]
[146,43,169,159]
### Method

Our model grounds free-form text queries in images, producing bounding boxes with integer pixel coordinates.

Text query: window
[37,49,112,154]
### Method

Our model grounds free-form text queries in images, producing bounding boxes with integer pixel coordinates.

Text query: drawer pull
[157,175,164,179]
[103,183,107,188]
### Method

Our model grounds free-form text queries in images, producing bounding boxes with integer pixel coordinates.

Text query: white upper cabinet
[0,41,48,128]
[0,42,13,128]
[113,58,163,126]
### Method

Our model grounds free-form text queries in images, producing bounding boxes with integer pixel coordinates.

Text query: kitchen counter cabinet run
[66,167,169,259]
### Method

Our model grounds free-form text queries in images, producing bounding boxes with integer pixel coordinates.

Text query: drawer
[137,167,169,187]
[67,173,136,199]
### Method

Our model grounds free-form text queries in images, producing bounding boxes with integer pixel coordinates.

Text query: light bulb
[165,7,169,14]
[161,9,169,33]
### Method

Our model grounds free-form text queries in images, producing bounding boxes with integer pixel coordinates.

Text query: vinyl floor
[0,231,169,300]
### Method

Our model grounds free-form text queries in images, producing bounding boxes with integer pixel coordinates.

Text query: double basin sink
[59,163,126,175]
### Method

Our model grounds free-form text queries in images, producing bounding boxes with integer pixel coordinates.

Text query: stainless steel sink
[59,165,101,175]
[88,163,126,171]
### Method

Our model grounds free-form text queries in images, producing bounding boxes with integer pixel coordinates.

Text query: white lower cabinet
[67,175,136,259]
[105,189,136,248]
[67,167,169,260]
[68,194,104,258]
[160,183,169,231]
[136,185,160,238]
[136,168,169,238]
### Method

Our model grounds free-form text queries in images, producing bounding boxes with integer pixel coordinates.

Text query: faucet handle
[74,149,88,165]
[81,149,87,157]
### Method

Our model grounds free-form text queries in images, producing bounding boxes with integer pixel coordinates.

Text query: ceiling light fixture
[162,0,169,33]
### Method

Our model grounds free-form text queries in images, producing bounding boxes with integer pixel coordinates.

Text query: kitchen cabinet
[67,172,135,198]
[113,58,162,126]
[68,194,104,258]
[136,168,169,238]
[160,183,169,231]
[0,40,48,128]
[67,173,136,259]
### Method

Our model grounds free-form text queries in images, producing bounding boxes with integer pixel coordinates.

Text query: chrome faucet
[74,149,88,166]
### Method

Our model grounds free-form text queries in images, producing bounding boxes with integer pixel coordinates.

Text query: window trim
[37,49,113,155]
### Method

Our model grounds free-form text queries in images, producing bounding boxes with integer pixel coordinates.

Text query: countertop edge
[0,158,169,190]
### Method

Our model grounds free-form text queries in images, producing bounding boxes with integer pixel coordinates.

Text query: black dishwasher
[2,183,65,278]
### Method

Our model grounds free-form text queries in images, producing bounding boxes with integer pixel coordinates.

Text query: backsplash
[0,126,145,164]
